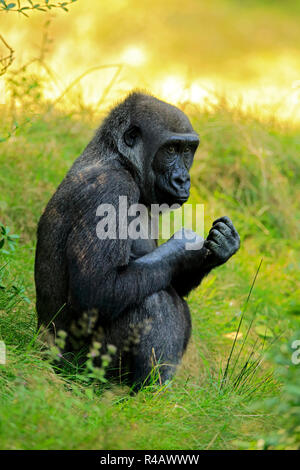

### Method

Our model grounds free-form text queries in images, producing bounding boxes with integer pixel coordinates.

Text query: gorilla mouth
[175,195,189,204]
[156,188,190,206]
[166,191,190,205]
[170,186,191,205]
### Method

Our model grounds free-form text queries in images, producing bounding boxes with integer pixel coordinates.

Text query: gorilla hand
[204,216,240,267]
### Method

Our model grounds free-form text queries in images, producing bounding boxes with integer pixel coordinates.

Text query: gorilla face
[119,93,199,206]
[152,134,199,206]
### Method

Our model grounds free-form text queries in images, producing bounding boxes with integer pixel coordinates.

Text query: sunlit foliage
[1,0,300,122]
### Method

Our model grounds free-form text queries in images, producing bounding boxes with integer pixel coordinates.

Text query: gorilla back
[35,92,240,389]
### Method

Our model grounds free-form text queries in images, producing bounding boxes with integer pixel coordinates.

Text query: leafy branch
[0,0,77,15]
[0,222,19,254]
[0,0,77,74]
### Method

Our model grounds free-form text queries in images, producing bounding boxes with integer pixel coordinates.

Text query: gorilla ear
[124,126,140,147]
[118,125,143,181]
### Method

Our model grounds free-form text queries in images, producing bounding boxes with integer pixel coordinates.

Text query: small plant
[48,329,117,387]
[0,222,19,254]
[85,342,117,384]
[0,224,30,310]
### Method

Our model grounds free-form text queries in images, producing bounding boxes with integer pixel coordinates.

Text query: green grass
[0,96,299,449]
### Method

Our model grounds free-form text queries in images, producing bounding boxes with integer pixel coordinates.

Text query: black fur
[35,92,240,389]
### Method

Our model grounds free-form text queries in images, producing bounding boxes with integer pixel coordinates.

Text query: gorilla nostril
[172,175,190,189]
[174,177,184,186]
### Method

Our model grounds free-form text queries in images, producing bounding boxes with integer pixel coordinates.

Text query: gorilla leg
[105,288,191,389]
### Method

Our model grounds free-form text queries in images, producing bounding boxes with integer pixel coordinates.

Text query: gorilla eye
[167,145,175,154]
[183,146,191,154]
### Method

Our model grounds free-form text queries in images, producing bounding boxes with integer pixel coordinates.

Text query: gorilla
[35,92,240,389]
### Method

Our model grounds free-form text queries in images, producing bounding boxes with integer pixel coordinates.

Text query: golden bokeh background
[1,0,300,121]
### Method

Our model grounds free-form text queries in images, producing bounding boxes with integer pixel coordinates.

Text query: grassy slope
[0,103,299,450]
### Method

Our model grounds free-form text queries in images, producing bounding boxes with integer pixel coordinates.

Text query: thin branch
[0,34,14,75]
[97,65,123,107]
[53,64,124,106]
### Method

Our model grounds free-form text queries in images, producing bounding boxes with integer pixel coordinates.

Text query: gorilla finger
[207,228,226,244]
[213,216,232,227]
[205,239,220,253]
[213,216,238,235]
[211,221,232,237]
[213,216,239,239]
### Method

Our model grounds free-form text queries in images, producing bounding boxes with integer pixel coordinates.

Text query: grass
[0,92,299,449]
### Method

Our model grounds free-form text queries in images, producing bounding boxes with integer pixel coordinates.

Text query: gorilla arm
[65,169,200,322]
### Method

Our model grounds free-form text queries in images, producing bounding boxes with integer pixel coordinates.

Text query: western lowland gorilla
[35,92,240,389]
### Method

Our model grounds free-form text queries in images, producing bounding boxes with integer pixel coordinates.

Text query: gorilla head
[98,92,200,206]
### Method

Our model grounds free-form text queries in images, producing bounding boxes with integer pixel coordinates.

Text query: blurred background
[1,0,300,122]
[0,0,300,451]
